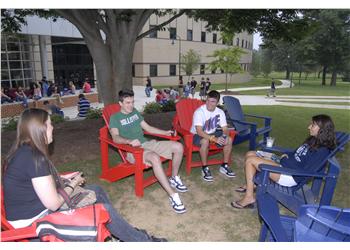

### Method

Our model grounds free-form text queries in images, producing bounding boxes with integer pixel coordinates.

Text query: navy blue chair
[257,192,350,242]
[255,131,349,215]
[222,96,272,150]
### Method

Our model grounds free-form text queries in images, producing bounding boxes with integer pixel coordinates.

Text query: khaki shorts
[126,140,174,165]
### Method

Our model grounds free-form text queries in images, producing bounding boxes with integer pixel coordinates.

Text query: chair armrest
[143,131,181,141]
[259,164,336,178]
[226,117,257,127]
[99,135,144,154]
[260,145,294,154]
[245,113,272,121]
[1,226,37,241]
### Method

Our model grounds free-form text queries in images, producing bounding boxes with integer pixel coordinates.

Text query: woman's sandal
[234,186,256,193]
[235,186,247,193]
[231,200,256,209]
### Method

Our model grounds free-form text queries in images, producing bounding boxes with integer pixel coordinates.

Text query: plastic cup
[266,137,275,148]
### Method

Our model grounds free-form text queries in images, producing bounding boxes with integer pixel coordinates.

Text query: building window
[211,69,216,74]
[220,68,224,74]
[170,27,177,40]
[132,64,135,77]
[201,32,206,42]
[169,64,176,76]
[241,39,244,48]
[187,29,193,41]
[1,34,34,88]
[150,64,158,77]
[200,64,205,74]
[236,38,240,46]
[149,25,157,38]
[213,33,217,43]
[245,40,248,48]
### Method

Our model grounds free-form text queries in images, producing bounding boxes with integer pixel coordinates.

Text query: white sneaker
[169,193,186,214]
[169,176,188,192]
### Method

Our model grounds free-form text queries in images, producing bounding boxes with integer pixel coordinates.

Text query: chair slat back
[222,96,247,132]
[175,99,203,131]
[102,104,121,128]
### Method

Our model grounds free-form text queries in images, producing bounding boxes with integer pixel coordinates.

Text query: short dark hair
[79,94,85,99]
[43,100,49,105]
[118,89,134,102]
[207,90,220,102]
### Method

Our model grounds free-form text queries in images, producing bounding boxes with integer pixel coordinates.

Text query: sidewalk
[61,79,350,119]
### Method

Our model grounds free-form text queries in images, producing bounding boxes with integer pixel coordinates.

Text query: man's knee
[245,151,256,159]
[145,152,161,165]
[171,141,183,154]
[200,138,210,148]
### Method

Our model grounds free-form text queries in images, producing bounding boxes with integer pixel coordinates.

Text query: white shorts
[277,174,297,187]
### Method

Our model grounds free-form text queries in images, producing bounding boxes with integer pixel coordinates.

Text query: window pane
[10,70,23,80]
[150,64,157,77]
[201,32,206,42]
[170,28,177,40]
[9,61,21,69]
[132,64,135,77]
[22,52,31,61]
[8,53,21,60]
[169,64,176,76]
[213,33,217,43]
[1,53,7,60]
[241,39,244,48]
[23,69,32,78]
[236,38,240,46]
[187,30,193,41]
[200,64,205,74]
[1,60,8,69]
[211,69,216,74]
[149,25,158,38]
[1,70,10,80]
[7,42,20,51]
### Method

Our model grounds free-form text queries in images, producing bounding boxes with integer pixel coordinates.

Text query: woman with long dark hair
[231,114,336,209]
[3,108,166,241]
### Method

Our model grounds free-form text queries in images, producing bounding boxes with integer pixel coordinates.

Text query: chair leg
[186,148,193,175]
[100,141,109,177]
[259,221,269,242]
[249,135,256,150]
[134,167,144,197]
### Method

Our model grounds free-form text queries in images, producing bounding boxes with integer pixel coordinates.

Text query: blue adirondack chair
[257,191,350,242]
[222,96,272,150]
[255,131,350,215]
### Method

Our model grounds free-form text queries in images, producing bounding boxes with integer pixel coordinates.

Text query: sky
[253,33,263,50]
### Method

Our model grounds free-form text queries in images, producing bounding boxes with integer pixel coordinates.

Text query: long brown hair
[304,114,336,150]
[3,108,63,188]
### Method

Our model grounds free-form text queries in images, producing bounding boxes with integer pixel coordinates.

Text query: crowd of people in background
[1,76,94,107]
[150,76,211,105]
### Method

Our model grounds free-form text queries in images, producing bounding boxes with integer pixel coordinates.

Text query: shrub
[161,100,176,112]
[51,114,65,124]
[143,102,162,114]
[2,117,18,131]
[86,108,102,119]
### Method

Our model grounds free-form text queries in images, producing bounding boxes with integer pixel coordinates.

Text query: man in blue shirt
[77,94,90,118]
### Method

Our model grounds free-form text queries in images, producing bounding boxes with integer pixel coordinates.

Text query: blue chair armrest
[226,117,257,127]
[260,145,294,154]
[259,164,337,178]
[245,113,272,121]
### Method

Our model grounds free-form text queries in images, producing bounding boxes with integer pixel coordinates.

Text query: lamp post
[171,35,182,77]
[287,54,292,88]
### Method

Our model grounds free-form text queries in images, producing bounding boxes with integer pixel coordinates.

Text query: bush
[2,117,18,131]
[161,100,176,112]
[51,114,65,124]
[86,108,102,119]
[143,102,162,114]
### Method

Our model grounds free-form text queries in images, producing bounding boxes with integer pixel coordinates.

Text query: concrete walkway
[61,79,350,120]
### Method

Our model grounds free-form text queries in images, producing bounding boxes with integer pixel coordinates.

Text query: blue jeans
[85,185,150,242]
[145,87,151,97]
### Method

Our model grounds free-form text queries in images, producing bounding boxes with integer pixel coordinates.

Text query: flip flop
[230,200,255,209]
[234,186,256,193]
[235,186,247,193]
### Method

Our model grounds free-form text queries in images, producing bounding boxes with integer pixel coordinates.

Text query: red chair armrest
[143,131,181,141]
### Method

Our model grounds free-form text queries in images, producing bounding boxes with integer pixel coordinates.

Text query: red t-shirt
[83,82,91,93]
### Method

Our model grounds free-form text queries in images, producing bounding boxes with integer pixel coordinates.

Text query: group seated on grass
[1,88,349,242]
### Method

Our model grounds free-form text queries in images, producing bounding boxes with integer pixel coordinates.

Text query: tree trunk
[321,66,327,86]
[330,70,337,86]
[57,10,153,105]
[225,73,228,92]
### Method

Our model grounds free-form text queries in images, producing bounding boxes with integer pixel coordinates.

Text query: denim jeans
[145,87,151,97]
[85,184,150,242]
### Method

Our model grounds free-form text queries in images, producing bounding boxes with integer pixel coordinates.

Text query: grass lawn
[56,105,349,241]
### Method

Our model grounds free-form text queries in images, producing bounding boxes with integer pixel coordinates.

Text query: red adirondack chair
[172,99,237,175]
[99,104,180,197]
[1,187,111,242]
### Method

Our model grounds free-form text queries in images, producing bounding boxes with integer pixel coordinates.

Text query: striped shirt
[78,98,90,117]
